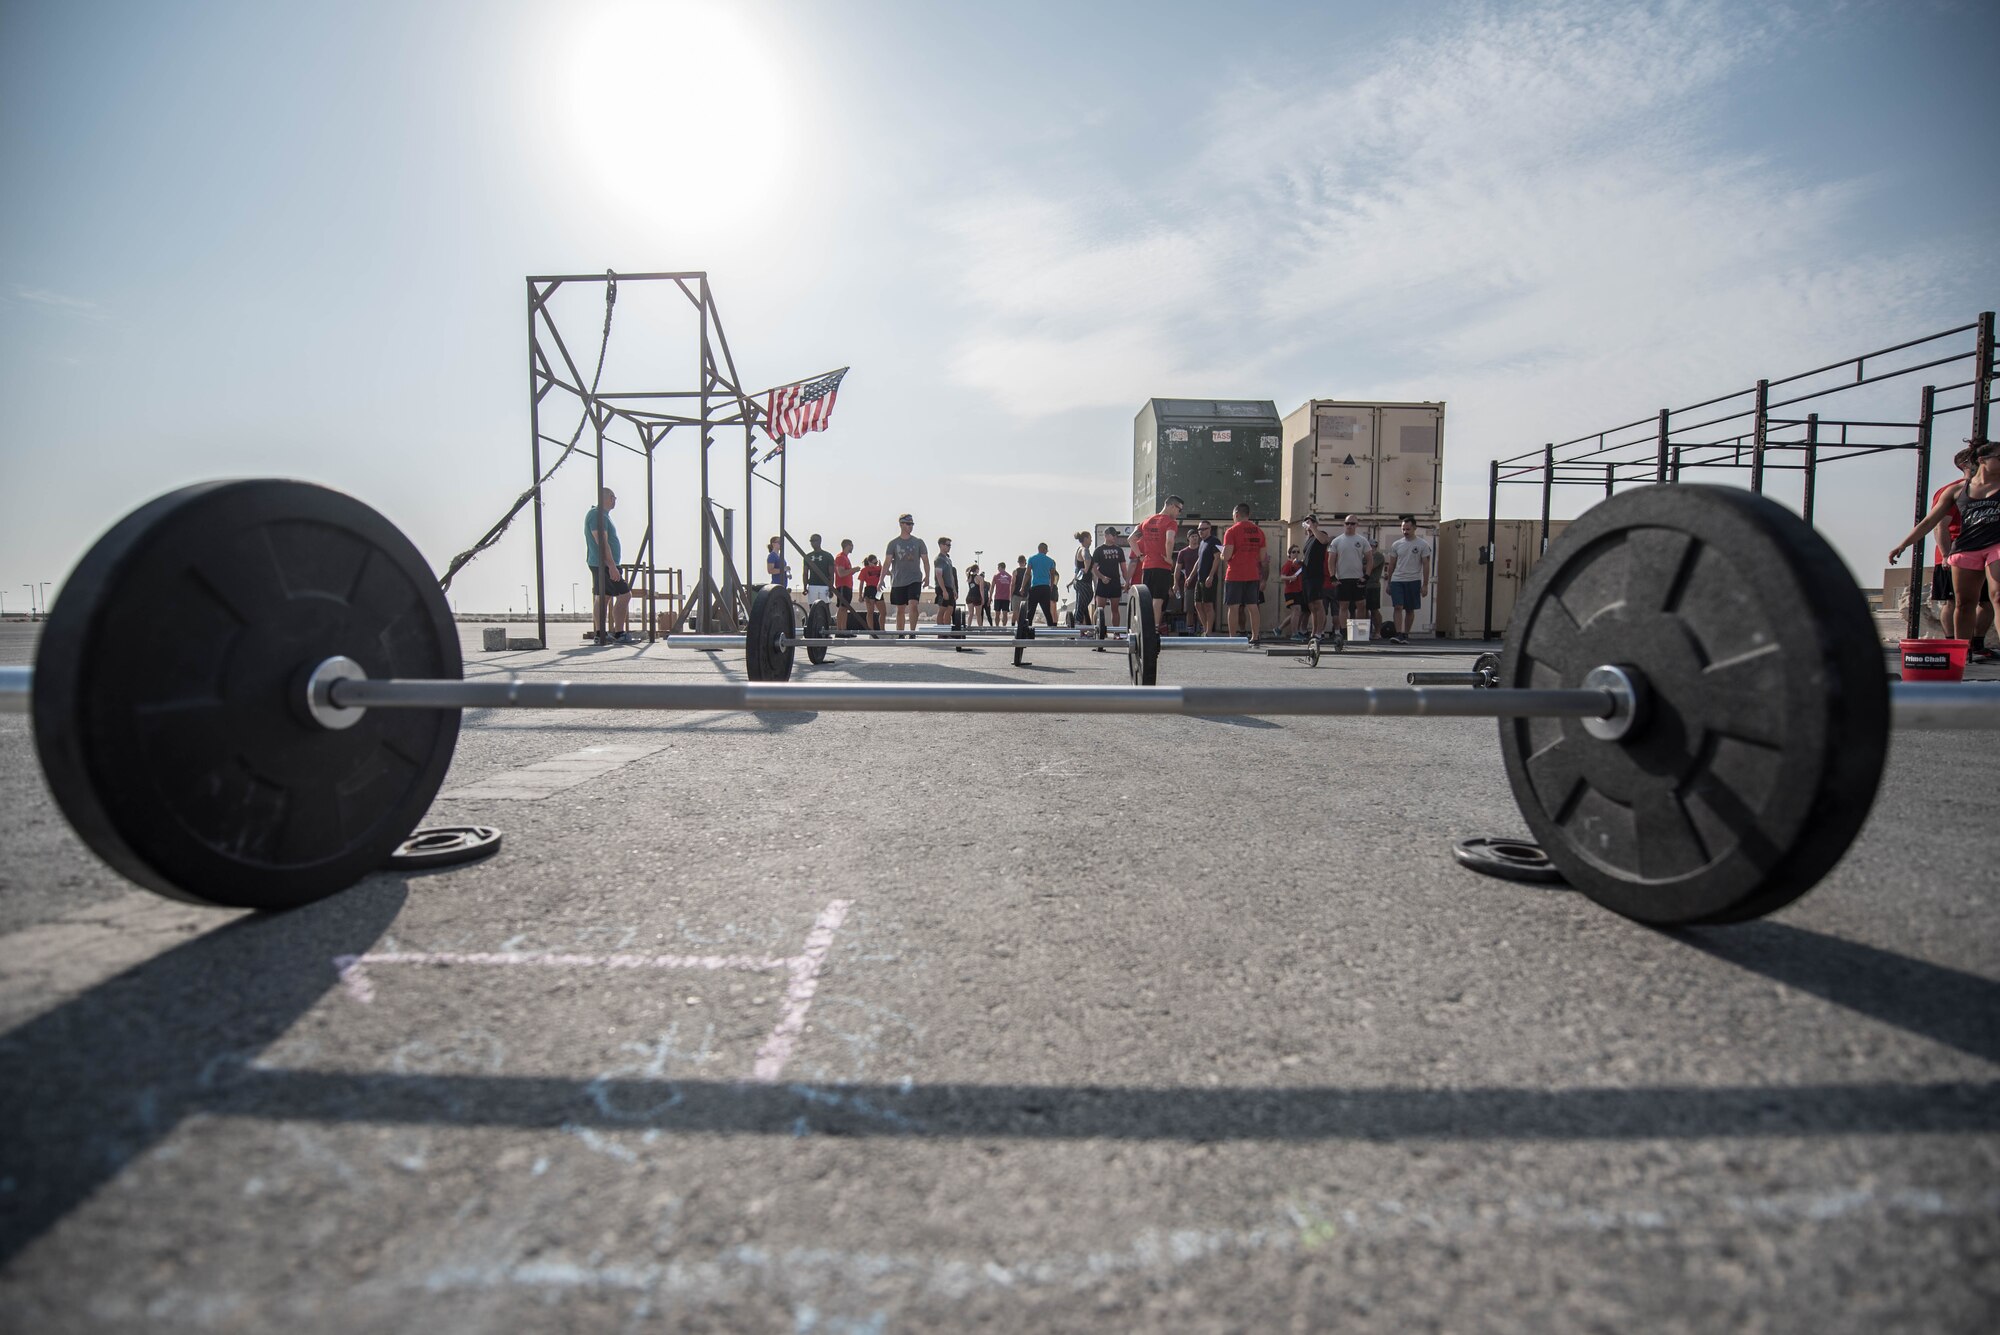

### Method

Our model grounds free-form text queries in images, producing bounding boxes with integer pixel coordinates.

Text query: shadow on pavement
[1672,921,2000,1064]
[202,1071,2000,1141]
[0,880,408,1265]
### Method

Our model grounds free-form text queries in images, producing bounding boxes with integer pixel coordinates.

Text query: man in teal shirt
[585,487,633,645]
[1024,542,1061,627]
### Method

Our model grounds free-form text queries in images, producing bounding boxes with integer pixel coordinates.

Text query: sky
[3,0,1996,619]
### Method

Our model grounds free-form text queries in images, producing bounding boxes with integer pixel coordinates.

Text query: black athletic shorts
[1335,578,1366,603]
[1301,577,1326,606]
[1225,579,1260,606]
[891,581,922,605]
[1932,563,1991,602]
[1093,579,1122,601]
[1141,568,1172,602]
[836,587,853,608]
[1285,590,1308,607]
[591,565,630,596]
[994,598,1010,613]
[1365,583,1381,611]
[935,588,957,606]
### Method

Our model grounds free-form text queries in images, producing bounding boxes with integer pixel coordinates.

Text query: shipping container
[1133,399,1283,523]
[1279,399,1445,523]
[1433,518,1570,639]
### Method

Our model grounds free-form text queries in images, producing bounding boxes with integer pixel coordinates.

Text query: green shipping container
[1132,398,1283,523]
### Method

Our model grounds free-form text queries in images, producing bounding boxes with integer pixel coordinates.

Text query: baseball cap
[898,513,914,524]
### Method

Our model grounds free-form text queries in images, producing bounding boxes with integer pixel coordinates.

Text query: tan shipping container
[1279,399,1444,524]
[1434,518,1571,640]
[1377,405,1444,517]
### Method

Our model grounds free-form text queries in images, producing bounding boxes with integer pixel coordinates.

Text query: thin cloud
[7,285,107,320]
[934,0,1956,453]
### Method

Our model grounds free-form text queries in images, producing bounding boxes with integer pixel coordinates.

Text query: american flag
[762,367,847,451]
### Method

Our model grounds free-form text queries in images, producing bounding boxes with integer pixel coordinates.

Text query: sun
[564,1,793,223]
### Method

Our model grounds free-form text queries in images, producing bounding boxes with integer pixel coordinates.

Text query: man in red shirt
[1929,447,1992,654]
[1217,502,1270,643]
[833,538,856,631]
[1130,495,1184,621]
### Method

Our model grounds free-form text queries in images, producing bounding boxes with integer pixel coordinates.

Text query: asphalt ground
[1,618,1996,1332]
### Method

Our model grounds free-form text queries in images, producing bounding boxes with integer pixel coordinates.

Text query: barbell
[5,479,1995,926]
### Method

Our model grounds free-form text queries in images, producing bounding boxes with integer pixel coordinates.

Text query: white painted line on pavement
[330,899,855,1084]
[752,898,852,1083]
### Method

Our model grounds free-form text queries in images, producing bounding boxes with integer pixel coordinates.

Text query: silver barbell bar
[4,664,1996,731]
[665,635,1252,651]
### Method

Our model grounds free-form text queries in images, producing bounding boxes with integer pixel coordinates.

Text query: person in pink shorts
[1893,438,2000,662]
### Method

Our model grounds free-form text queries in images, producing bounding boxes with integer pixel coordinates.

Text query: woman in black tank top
[1894,441,2000,645]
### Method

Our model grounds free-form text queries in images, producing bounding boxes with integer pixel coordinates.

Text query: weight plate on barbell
[1125,585,1159,685]
[804,601,830,665]
[386,824,503,870]
[745,588,796,682]
[1496,485,1888,926]
[32,480,462,911]
[1472,652,1501,688]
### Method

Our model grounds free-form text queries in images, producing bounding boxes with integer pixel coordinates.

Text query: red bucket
[1899,638,1968,682]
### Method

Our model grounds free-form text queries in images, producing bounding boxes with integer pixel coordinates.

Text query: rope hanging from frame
[438,271,619,591]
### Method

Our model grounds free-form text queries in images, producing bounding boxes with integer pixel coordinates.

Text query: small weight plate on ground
[1496,485,1888,926]
[1472,651,1500,688]
[1307,637,1321,668]
[1452,836,1566,885]
[1012,615,1033,666]
[804,601,830,664]
[387,825,503,870]
[1125,586,1159,685]
[33,480,462,911]
[745,587,796,681]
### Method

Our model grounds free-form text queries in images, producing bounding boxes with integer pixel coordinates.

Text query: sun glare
[565,2,792,223]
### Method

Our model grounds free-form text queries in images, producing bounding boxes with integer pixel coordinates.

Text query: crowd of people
[559,444,2000,660]
[580,443,2000,662]
[716,495,1435,647]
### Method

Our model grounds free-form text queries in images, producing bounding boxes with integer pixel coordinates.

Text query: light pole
[38,582,49,613]
[22,585,33,619]
[572,582,579,618]
[521,585,530,620]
